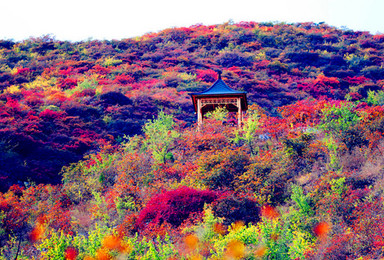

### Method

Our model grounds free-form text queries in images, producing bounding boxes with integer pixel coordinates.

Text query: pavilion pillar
[237,97,242,127]
[197,98,202,126]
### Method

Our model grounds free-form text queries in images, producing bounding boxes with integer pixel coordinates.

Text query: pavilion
[189,72,248,126]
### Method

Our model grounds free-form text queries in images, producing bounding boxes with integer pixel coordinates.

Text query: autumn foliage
[136,186,217,229]
[2,22,384,259]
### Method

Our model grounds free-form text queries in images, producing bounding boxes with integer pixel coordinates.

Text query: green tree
[318,102,361,136]
[233,108,260,155]
[365,90,384,106]
[205,106,229,122]
[142,111,179,164]
[317,102,362,169]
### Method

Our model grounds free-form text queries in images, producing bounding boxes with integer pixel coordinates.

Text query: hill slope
[2,22,384,259]
[1,21,384,187]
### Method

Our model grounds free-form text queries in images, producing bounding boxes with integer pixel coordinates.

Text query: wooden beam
[197,98,202,126]
[237,98,241,127]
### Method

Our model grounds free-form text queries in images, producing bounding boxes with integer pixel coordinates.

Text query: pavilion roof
[189,78,246,96]
[189,73,248,112]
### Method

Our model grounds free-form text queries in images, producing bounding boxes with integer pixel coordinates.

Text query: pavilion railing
[200,98,238,107]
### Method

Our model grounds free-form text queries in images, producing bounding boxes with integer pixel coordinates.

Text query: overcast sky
[1,0,383,42]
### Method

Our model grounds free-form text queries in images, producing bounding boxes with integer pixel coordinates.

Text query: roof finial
[218,70,222,80]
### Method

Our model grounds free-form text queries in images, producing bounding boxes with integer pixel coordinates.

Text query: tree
[142,111,179,164]
[233,105,261,155]
[205,106,229,122]
[318,102,361,137]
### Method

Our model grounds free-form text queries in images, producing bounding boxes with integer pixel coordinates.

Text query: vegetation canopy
[1,21,384,259]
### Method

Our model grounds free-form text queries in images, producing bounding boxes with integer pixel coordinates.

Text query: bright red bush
[196,69,217,83]
[113,74,135,85]
[136,186,217,229]
[58,78,78,89]
[64,247,78,260]
[39,109,65,120]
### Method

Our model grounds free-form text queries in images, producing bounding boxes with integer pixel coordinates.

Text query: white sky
[1,0,383,42]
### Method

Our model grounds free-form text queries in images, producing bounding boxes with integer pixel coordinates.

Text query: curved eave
[189,78,246,96]
[190,93,248,112]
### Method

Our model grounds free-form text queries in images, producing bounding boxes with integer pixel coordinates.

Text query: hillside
[1,22,384,259]
[1,21,384,188]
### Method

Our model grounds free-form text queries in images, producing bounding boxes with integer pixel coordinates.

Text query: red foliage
[297,75,340,98]
[9,185,24,196]
[113,74,135,85]
[262,116,289,140]
[29,223,45,242]
[0,184,72,248]
[39,109,65,120]
[117,214,138,236]
[236,21,257,28]
[313,199,384,258]
[136,187,217,229]
[196,69,217,83]
[152,164,184,180]
[344,76,369,85]
[90,65,111,75]
[97,78,113,86]
[373,34,384,42]
[261,205,280,219]
[59,67,76,77]
[0,187,28,237]
[313,222,330,238]
[24,94,44,107]
[348,92,362,101]
[278,99,326,128]
[314,75,339,86]
[58,78,78,89]
[15,67,32,77]
[63,139,93,154]
[73,88,96,97]
[6,97,22,113]
[64,247,78,260]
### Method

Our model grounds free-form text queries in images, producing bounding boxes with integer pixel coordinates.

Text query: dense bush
[136,186,217,229]
[215,50,252,68]
[212,194,260,225]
